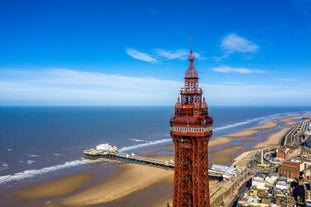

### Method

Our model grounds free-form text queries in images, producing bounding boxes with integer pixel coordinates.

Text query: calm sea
[0,106,310,187]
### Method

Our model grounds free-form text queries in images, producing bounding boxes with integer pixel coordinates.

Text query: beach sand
[227,120,277,138]
[210,145,248,165]
[61,164,173,206]
[253,128,289,149]
[209,136,233,147]
[208,120,278,148]
[8,115,302,207]
[13,173,94,200]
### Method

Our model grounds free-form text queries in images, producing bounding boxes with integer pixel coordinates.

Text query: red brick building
[276,145,300,160]
[278,161,303,179]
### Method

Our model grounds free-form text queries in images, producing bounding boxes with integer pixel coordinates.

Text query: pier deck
[84,148,223,178]
[84,148,174,169]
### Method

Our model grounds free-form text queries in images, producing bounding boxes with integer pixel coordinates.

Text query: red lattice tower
[170,49,213,207]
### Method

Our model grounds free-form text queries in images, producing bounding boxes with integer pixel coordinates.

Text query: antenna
[190,32,193,52]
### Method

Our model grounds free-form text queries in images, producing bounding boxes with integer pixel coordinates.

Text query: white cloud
[0,68,180,105]
[201,83,311,106]
[154,49,204,60]
[126,48,204,63]
[1,68,310,106]
[215,33,259,61]
[126,48,158,63]
[154,49,188,60]
[213,66,265,74]
[221,33,259,54]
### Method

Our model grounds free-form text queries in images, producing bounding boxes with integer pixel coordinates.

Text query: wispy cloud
[0,68,310,106]
[201,83,311,106]
[221,33,259,53]
[0,68,180,105]
[126,48,204,63]
[215,33,259,61]
[126,48,158,63]
[213,66,265,74]
[154,49,188,60]
[155,49,204,60]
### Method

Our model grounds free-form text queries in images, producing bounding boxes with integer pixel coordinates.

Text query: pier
[84,148,223,178]
[84,148,174,169]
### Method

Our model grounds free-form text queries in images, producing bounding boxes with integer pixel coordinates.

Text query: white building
[210,164,238,180]
[252,176,267,190]
[265,175,278,186]
[275,180,287,191]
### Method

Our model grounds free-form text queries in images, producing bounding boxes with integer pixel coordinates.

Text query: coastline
[3,113,310,207]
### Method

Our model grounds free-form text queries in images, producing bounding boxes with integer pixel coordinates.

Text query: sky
[0,0,311,106]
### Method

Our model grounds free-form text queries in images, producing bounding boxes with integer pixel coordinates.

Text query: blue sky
[1,0,311,106]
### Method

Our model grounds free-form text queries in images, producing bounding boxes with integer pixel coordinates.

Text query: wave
[29,154,39,158]
[119,138,171,152]
[0,158,102,185]
[120,112,301,152]
[27,160,35,165]
[129,138,147,143]
[213,112,291,132]
[214,117,265,132]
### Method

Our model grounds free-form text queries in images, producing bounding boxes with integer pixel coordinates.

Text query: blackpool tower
[170,49,213,207]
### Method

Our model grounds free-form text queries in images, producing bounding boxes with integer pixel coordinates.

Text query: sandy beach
[62,164,173,206]
[13,173,94,200]
[5,114,309,207]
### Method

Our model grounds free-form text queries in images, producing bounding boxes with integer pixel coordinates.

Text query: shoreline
[3,113,310,207]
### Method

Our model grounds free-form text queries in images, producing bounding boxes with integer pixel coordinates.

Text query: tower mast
[170,45,213,207]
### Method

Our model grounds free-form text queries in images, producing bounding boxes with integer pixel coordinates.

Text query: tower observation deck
[170,49,213,207]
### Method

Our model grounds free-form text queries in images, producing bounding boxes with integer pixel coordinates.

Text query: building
[276,145,301,160]
[170,49,213,207]
[278,161,304,179]
[275,179,287,192]
[238,196,270,207]
[239,173,293,207]
[210,164,237,180]
[252,176,267,190]
[264,176,278,189]
[305,183,311,207]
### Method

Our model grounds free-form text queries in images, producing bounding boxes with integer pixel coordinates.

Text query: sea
[0,106,311,190]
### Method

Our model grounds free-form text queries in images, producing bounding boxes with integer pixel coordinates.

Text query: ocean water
[0,106,311,187]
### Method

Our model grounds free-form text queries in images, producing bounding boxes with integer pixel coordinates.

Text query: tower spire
[185,34,197,79]
[190,32,193,52]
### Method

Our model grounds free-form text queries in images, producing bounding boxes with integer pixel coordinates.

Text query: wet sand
[253,128,289,149]
[210,145,248,165]
[209,120,278,148]
[62,164,173,206]
[8,115,303,207]
[13,173,94,200]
